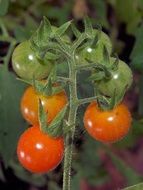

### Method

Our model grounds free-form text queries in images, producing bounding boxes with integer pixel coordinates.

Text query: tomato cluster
[12,25,132,174]
[12,41,67,173]
[79,30,132,143]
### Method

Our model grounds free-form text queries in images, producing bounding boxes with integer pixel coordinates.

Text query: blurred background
[0,0,143,189]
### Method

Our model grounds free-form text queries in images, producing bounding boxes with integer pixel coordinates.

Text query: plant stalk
[63,56,78,190]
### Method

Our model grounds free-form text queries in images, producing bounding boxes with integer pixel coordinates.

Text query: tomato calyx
[38,100,69,137]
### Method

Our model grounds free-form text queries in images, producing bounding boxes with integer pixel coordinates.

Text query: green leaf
[89,0,109,28]
[107,151,143,185]
[10,160,46,187]
[54,20,72,37]
[0,0,9,16]
[14,26,31,42]
[130,25,143,72]
[123,183,143,190]
[115,0,141,34]
[0,66,26,165]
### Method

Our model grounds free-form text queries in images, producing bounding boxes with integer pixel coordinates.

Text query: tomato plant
[21,85,68,125]
[17,126,64,173]
[84,101,132,143]
[12,40,53,80]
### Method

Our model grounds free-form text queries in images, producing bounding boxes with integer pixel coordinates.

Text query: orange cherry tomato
[83,102,132,143]
[21,86,68,125]
[17,126,64,173]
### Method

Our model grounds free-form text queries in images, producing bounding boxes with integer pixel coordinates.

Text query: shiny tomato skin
[77,30,112,65]
[21,86,68,125]
[17,126,64,173]
[84,102,132,143]
[12,40,53,80]
[97,58,133,97]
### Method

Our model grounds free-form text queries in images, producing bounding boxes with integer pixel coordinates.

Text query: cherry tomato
[12,40,53,80]
[77,30,112,64]
[17,126,64,173]
[97,58,133,97]
[21,86,68,125]
[84,102,132,143]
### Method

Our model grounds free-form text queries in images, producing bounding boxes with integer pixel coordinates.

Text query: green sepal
[87,71,105,82]
[31,16,52,48]
[97,96,110,111]
[84,16,94,38]
[110,56,119,71]
[91,30,101,49]
[52,85,65,95]
[46,104,68,137]
[103,45,110,65]
[43,51,60,61]
[16,78,32,86]
[39,99,47,133]
[42,78,53,96]
[71,22,81,38]
[54,20,72,37]
[39,100,68,137]
[101,85,127,110]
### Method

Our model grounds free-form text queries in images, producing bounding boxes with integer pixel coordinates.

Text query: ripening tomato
[76,29,112,64]
[84,102,132,143]
[21,85,68,125]
[97,58,133,97]
[17,126,64,173]
[12,40,53,80]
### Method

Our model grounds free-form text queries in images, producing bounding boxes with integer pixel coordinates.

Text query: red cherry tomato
[84,102,132,143]
[17,126,64,173]
[21,86,68,125]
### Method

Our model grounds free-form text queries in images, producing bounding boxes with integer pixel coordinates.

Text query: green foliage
[130,25,143,72]
[0,65,26,165]
[107,151,143,185]
[72,136,109,189]
[0,0,9,16]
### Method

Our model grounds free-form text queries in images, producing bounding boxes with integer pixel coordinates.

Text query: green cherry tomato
[76,30,112,64]
[97,58,133,97]
[12,40,53,80]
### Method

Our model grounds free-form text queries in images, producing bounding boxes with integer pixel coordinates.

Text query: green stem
[3,40,16,70]
[78,96,99,106]
[63,57,78,190]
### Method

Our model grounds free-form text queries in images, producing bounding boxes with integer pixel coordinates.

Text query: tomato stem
[63,57,78,190]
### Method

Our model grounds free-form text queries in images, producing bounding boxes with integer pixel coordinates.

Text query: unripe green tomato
[97,58,133,97]
[12,41,53,80]
[76,30,112,64]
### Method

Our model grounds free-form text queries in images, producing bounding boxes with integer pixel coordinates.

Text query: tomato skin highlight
[77,30,112,65]
[17,126,64,173]
[12,40,53,80]
[84,102,132,143]
[21,86,68,125]
[97,58,133,97]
